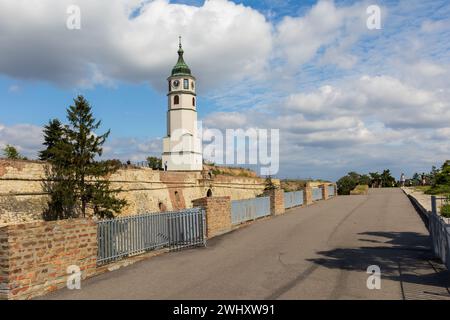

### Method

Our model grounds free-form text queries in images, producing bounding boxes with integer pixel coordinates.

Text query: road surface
[43,188,450,300]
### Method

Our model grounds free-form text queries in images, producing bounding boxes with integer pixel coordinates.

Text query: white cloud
[274,0,370,69]
[0,123,43,157]
[0,0,272,90]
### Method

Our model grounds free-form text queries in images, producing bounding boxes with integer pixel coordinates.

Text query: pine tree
[39,119,65,161]
[42,95,126,220]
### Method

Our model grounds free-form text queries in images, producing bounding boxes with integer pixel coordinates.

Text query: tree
[429,165,440,186]
[3,144,21,159]
[380,169,396,187]
[264,175,277,190]
[435,160,450,186]
[337,172,361,195]
[147,156,162,170]
[369,172,381,188]
[39,119,65,161]
[2,144,27,160]
[41,95,127,220]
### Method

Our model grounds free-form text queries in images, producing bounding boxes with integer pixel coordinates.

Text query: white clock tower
[162,38,203,171]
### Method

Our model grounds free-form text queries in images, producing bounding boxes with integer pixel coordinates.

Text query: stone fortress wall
[0,159,277,225]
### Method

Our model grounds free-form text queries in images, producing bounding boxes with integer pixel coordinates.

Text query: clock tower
[162,38,203,171]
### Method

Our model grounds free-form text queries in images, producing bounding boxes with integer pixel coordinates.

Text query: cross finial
[179,35,182,49]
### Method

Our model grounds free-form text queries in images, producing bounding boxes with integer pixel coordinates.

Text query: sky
[0,0,449,181]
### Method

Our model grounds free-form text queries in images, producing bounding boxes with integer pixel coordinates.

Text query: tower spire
[171,36,191,76]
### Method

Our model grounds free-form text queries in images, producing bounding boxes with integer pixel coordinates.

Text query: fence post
[305,182,313,205]
[321,184,329,200]
[192,197,231,239]
[264,188,285,216]
[431,196,437,215]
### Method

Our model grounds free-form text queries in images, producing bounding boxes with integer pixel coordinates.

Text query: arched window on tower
[174,95,179,105]
[192,97,195,107]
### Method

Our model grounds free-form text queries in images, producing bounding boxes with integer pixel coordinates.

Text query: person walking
[400,173,406,187]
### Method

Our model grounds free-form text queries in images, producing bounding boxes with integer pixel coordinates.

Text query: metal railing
[284,191,304,209]
[429,196,450,269]
[312,187,323,201]
[327,185,335,198]
[97,208,205,265]
[431,196,447,215]
[231,196,271,225]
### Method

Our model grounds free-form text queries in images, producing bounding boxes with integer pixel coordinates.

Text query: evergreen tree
[39,119,65,161]
[42,95,126,220]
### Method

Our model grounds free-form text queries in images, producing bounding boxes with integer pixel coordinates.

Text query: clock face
[173,80,180,88]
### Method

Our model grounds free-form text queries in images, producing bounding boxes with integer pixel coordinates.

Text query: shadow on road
[307,231,450,290]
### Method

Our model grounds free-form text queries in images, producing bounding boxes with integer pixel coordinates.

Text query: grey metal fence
[231,197,271,225]
[312,187,323,201]
[430,196,450,269]
[327,185,335,198]
[97,208,206,265]
[284,191,304,209]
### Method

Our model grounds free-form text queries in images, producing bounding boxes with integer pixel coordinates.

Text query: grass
[413,186,431,193]
[350,185,369,195]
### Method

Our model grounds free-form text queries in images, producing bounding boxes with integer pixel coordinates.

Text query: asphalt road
[43,188,450,300]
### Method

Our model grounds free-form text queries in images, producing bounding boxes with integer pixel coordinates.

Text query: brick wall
[192,197,231,238]
[0,219,97,300]
[321,184,329,200]
[304,182,313,205]
[264,189,285,216]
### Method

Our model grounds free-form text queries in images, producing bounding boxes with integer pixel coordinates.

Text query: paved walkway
[43,189,450,300]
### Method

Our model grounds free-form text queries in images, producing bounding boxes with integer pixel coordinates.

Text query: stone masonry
[0,159,276,225]
[304,182,314,205]
[0,219,97,300]
[321,184,329,200]
[264,189,285,216]
[192,197,232,238]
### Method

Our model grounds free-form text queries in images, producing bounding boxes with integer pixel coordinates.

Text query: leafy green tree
[359,174,371,186]
[429,165,440,186]
[369,172,381,188]
[41,95,127,220]
[337,172,360,195]
[39,119,65,161]
[380,169,396,187]
[2,144,26,160]
[147,156,162,170]
[435,161,450,186]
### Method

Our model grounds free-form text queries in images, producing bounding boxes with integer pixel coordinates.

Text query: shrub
[441,204,450,218]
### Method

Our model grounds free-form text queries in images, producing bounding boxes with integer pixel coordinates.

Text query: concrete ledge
[401,188,430,229]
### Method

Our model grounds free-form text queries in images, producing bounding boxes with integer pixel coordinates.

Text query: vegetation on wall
[264,176,278,190]
[2,144,27,160]
[41,95,127,220]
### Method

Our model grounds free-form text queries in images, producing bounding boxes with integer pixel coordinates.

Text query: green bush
[441,204,450,218]
[426,184,450,196]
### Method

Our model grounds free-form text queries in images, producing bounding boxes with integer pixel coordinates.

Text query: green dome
[171,41,192,76]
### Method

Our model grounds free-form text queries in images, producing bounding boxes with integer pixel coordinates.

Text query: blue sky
[0,0,449,181]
